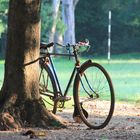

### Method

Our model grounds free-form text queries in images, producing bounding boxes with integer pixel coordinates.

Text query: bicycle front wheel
[39,62,58,114]
[74,62,115,129]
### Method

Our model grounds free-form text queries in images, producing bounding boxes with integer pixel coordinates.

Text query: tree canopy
[0,0,8,33]
[0,0,140,55]
[75,0,140,55]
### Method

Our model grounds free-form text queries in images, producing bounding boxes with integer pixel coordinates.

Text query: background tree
[62,0,79,45]
[75,0,140,56]
[49,0,65,53]
[49,0,61,43]
[0,0,8,34]
[40,0,65,53]
[0,0,63,130]
[0,0,140,57]
[40,0,52,42]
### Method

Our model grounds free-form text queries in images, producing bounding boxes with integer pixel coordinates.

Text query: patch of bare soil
[0,102,140,140]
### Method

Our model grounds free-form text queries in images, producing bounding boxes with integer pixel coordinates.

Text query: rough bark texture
[0,0,64,130]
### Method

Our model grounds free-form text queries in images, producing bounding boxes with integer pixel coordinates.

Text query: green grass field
[0,55,140,103]
[0,61,4,88]
[53,57,140,103]
[98,59,140,103]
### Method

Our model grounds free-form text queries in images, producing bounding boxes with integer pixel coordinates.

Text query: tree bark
[0,0,64,130]
[49,0,61,53]
[73,0,79,10]
[62,0,79,45]
[62,0,75,45]
[49,0,61,43]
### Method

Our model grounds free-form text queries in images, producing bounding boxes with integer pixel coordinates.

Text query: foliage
[40,0,65,42]
[0,0,140,55]
[0,0,8,35]
[0,0,65,42]
[40,0,53,42]
[75,0,140,55]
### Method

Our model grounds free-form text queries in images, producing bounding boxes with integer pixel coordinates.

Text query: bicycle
[39,40,115,129]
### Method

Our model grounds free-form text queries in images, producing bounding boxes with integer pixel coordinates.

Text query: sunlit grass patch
[0,54,140,104]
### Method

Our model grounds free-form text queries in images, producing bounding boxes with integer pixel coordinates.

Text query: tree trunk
[62,0,79,45]
[49,0,61,43]
[0,0,64,130]
[73,0,79,10]
[54,32,63,53]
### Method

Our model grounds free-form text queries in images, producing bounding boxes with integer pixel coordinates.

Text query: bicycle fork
[79,72,99,100]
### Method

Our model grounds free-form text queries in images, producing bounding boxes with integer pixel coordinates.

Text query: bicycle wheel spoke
[42,98,54,106]
[74,62,115,129]
[39,63,58,113]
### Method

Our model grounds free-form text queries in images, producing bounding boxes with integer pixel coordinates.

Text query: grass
[52,55,140,103]
[0,61,4,88]
[96,59,140,103]
[0,54,140,104]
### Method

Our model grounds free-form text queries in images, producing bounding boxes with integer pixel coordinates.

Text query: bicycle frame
[39,42,115,129]
[45,49,80,98]
[40,44,96,103]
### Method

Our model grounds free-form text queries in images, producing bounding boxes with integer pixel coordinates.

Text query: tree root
[0,112,20,130]
[0,97,66,130]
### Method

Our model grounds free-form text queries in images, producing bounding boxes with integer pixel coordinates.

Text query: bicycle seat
[55,96,71,102]
[40,42,54,49]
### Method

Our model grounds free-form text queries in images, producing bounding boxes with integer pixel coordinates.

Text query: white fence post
[108,10,111,60]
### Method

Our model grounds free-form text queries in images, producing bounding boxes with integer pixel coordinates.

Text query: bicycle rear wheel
[39,62,58,114]
[74,62,115,129]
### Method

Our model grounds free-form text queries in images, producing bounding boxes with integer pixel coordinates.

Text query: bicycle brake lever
[86,45,90,52]
[69,49,71,60]
[66,44,71,60]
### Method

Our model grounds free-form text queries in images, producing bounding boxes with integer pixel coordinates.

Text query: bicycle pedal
[57,96,71,102]
[58,109,63,112]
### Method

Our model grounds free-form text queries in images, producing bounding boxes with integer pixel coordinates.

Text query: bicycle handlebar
[55,41,90,49]
[40,40,90,52]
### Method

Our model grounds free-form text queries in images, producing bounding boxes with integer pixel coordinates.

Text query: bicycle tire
[73,62,115,129]
[39,61,58,114]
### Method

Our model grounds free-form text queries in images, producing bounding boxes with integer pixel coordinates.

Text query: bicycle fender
[78,59,92,73]
[73,59,92,105]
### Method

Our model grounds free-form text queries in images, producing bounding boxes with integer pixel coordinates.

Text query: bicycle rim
[39,63,57,114]
[74,62,115,129]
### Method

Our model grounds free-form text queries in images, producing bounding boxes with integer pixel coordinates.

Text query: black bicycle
[39,41,115,129]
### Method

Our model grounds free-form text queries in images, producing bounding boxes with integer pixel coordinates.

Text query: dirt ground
[0,102,140,140]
